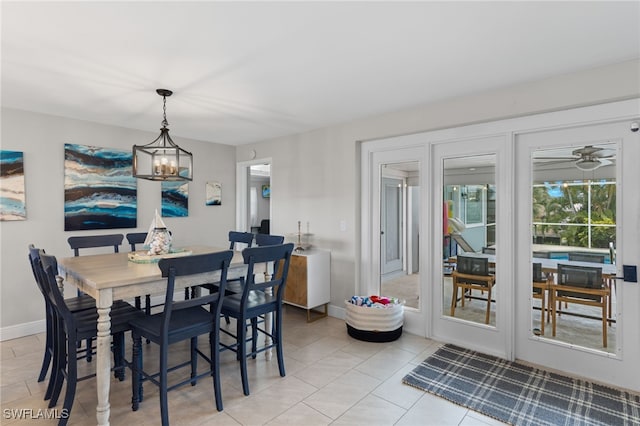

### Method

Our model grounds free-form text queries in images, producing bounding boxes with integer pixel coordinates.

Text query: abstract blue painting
[64,143,137,230]
[161,180,188,217]
[0,150,26,221]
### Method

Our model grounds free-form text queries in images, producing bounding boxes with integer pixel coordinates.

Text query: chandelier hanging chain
[162,94,169,128]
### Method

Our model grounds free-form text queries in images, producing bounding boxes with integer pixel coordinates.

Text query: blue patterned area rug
[402,344,640,425]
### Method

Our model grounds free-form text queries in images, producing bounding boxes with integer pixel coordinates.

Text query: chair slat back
[229,231,254,250]
[68,234,124,256]
[568,252,606,263]
[532,263,548,296]
[157,251,234,333]
[126,232,148,251]
[39,252,75,321]
[241,243,294,303]
[258,219,270,235]
[533,262,544,283]
[457,255,489,276]
[557,264,603,288]
[557,263,604,301]
[255,234,284,247]
[28,245,53,304]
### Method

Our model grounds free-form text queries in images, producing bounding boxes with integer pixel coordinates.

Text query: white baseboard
[0,319,45,342]
[0,300,345,342]
[328,304,345,320]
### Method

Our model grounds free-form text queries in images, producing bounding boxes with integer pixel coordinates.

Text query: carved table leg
[96,290,113,426]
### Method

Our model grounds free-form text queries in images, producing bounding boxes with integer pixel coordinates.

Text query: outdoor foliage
[532,180,616,249]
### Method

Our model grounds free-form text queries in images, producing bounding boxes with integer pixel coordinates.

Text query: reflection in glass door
[381,176,403,276]
[531,142,617,352]
[443,155,497,326]
[431,135,510,359]
[380,162,420,310]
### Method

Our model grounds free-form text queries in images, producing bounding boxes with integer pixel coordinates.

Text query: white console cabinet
[284,249,330,321]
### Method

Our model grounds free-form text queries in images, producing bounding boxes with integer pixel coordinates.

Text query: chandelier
[132,89,193,181]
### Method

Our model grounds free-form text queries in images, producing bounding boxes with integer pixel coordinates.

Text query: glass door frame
[430,135,513,360]
[360,143,428,337]
[514,121,630,363]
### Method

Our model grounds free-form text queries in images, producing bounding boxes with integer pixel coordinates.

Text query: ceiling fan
[535,145,615,171]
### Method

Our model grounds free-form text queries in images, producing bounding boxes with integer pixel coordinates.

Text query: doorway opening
[236,158,272,234]
[248,164,271,235]
[380,162,420,309]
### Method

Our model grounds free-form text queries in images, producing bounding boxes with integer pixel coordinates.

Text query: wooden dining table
[57,245,246,426]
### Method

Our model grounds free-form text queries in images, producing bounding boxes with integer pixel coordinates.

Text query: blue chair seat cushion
[64,295,99,312]
[222,290,278,317]
[129,307,216,345]
[199,278,244,295]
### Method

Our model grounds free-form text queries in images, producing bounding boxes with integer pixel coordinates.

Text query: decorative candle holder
[295,221,305,253]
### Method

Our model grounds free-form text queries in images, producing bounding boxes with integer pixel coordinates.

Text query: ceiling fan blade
[534,156,578,160]
[534,159,576,166]
[592,152,615,159]
[572,145,603,156]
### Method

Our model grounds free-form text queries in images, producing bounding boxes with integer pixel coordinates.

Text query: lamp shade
[575,158,601,171]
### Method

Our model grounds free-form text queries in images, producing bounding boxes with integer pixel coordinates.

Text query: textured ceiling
[2,2,639,146]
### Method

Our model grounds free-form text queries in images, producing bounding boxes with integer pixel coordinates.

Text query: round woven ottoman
[345,298,404,342]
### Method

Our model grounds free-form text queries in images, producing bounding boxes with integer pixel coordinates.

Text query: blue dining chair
[67,234,124,361]
[28,245,91,390]
[126,232,153,314]
[192,230,254,298]
[220,243,294,396]
[194,231,255,324]
[129,251,234,425]
[67,234,124,257]
[28,244,132,398]
[37,250,144,426]
[255,233,284,246]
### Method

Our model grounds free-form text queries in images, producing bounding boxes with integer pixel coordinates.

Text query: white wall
[235,59,640,314]
[0,108,236,337]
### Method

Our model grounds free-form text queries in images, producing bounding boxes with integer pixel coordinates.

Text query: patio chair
[551,263,609,347]
[450,255,495,324]
[532,262,550,335]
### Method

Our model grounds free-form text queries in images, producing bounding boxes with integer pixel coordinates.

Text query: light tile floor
[0,306,506,425]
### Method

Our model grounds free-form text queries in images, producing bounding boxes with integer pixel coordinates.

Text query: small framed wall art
[206,181,222,206]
